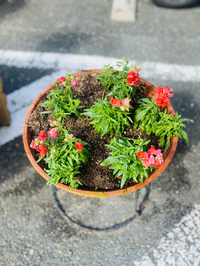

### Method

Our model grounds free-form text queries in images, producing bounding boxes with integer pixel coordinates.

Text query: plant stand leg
[52,184,151,232]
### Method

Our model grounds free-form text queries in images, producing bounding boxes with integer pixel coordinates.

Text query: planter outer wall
[23,69,178,197]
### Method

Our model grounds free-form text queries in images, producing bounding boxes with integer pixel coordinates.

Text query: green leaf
[181,130,189,144]
[164,137,171,153]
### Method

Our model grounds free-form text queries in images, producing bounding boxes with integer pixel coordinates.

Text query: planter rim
[23,69,178,197]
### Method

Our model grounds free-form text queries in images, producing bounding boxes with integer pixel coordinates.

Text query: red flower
[40,149,47,157]
[110,97,117,105]
[57,77,62,83]
[155,86,173,108]
[148,145,156,155]
[126,76,133,84]
[136,151,145,159]
[75,142,83,151]
[57,76,66,83]
[156,87,163,95]
[155,97,170,108]
[126,69,140,86]
[37,145,47,157]
[37,130,47,141]
[37,145,47,152]
[151,161,162,168]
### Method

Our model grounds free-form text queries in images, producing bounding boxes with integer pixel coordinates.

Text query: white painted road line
[7,70,67,114]
[134,204,200,266]
[0,50,200,82]
[0,70,75,146]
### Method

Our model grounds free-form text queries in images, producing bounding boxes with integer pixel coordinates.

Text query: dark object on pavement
[152,0,199,8]
[0,77,11,126]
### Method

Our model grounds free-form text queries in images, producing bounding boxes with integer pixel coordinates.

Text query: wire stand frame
[52,184,151,232]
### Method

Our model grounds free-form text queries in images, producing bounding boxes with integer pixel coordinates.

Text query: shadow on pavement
[0,0,26,20]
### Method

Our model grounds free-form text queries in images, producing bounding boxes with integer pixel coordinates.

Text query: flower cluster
[30,131,48,157]
[57,76,78,87]
[110,97,131,111]
[136,145,164,168]
[155,86,173,108]
[126,68,140,86]
[30,128,57,157]
[30,124,84,158]
[28,61,192,190]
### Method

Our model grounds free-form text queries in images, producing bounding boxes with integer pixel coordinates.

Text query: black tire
[152,0,198,8]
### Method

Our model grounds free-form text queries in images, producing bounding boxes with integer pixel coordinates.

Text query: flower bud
[35,138,41,146]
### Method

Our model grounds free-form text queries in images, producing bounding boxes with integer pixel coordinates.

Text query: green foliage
[82,98,132,137]
[97,61,138,99]
[101,137,151,188]
[39,126,90,190]
[155,111,193,152]
[134,98,193,152]
[134,98,161,135]
[40,75,83,123]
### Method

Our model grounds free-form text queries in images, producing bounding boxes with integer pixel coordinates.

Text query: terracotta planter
[23,69,178,197]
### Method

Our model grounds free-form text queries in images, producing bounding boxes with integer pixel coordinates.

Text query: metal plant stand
[52,184,151,232]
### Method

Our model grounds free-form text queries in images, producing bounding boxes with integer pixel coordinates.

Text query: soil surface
[28,74,162,190]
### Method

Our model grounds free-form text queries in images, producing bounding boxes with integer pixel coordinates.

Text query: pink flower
[37,130,47,141]
[120,98,131,110]
[114,99,123,108]
[142,159,151,168]
[148,156,155,165]
[48,128,58,139]
[69,134,74,138]
[163,86,173,98]
[51,148,55,152]
[60,77,66,82]
[142,152,151,168]
[147,145,161,156]
[121,98,131,108]
[110,97,131,111]
[71,81,77,87]
[137,147,163,168]
[50,121,56,125]
[153,149,162,156]
[30,140,37,149]
[156,153,164,164]
[57,76,66,83]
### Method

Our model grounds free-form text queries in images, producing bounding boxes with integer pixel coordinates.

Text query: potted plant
[23,61,192,197]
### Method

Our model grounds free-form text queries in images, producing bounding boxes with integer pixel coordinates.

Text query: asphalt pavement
[0,0,200,265]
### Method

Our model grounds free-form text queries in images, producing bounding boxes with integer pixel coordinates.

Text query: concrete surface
[0,0,200,265]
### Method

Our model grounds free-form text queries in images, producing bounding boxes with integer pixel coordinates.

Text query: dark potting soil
[28,73,162,191]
